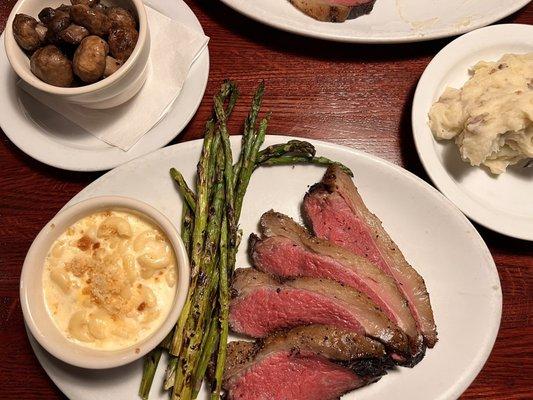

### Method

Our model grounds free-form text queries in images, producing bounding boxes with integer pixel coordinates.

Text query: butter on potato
[429,53,533,174]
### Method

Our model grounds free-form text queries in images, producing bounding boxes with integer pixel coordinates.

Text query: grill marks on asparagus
[170,82,240,399]
[171,81,272,399]
[211,91,236,400]
[176,157,226,398]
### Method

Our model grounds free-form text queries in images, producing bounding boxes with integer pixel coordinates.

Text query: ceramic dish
[0,0,209,171]
[412,24,533,241]
[5,0,150,109]
[27,136,501,399]
[21,195,190,369]
[219,0,530,43]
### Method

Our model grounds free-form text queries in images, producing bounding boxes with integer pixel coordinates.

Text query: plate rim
[412,23,533,241]
[0,0,210,172]
[27,135,502,400]
[218,0,531,43]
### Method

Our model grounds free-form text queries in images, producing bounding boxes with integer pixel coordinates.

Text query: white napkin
[19,6,209,151]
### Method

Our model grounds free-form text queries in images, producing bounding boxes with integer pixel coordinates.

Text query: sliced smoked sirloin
[289,0,377,23]
[223,325,390,400]
[303,165,438,348]
[229,268,409,356]
[251,210,422,361]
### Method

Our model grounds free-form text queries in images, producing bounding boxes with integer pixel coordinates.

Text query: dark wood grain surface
[1,1,532,399]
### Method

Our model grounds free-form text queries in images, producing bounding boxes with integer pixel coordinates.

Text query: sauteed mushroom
[37,7,56,25]
[108,27,138,62]
[42,8,71,45]
[35,23,48,43]
[107,7,136,30]
[12,14,43,52]
[92,3,108,14]
[59,24,90,45]
[73,35,108,83]
[30,45,74,87]
[56,4,72,13]
[70,4,111,36]
[71,0,100,6]
[48,10,71,34]
[103,55,121,78]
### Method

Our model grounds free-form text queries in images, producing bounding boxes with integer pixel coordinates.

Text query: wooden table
[1,1,532,399]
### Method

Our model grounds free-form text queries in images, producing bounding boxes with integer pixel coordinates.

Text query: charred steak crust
[289,0,352,23]
[304,165,437,349]
[289,0,377,23]
[223,325,390,400]
[247,232,262,263]
[263,324,387,361]
[224,341,258,385]
[339,357,393,381]
[350,0,377,18]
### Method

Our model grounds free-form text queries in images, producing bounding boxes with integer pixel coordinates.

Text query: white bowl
[4,0,150,109]
[20,196,190,369]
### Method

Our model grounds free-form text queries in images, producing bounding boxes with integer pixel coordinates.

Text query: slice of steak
[289,0,351,22]
[251,210,423,364]
[303,165,438,348]
[223,324,390,400]
[229,268,409,356]
[289,0,376,23]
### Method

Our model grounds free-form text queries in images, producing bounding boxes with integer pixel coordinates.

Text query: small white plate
[412,24,533,241]
[0,0,209,172]
[219,0,530,43]
[27,136,501,400]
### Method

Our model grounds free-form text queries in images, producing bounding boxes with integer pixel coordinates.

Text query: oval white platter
[412,24,533,241]
[26,136,501,400]
[0,0,209,172]
[219,0,530,43]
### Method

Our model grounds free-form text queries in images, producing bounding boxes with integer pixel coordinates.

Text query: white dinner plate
[219,0,530,43]
[412,24,533,241]
[0,0,209,172]
[26,136,501,400]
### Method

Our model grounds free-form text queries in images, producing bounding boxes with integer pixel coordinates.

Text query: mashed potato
[429,53,533,174]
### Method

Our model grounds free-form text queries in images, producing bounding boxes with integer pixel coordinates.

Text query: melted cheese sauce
[43,210,178,350]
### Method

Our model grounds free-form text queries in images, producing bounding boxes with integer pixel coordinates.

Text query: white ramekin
[20,196,189,369]
[4,0,150,109]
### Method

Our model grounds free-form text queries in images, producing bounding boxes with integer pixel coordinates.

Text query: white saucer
[412,24,533,241]
[0,0,209,172]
